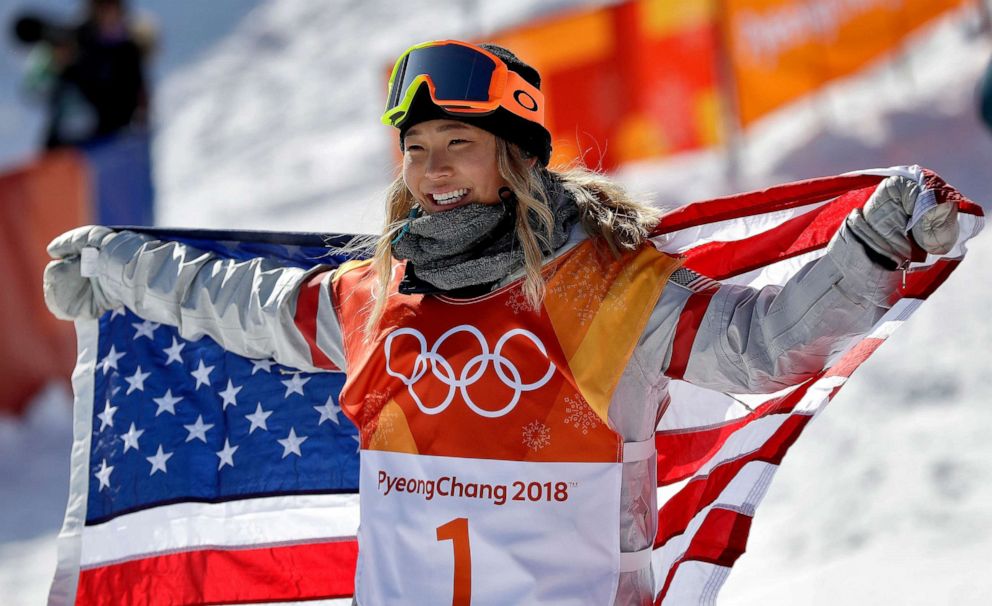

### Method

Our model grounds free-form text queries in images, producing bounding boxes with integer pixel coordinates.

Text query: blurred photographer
[10,0,152,149]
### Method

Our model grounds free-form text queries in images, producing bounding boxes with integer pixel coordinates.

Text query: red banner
[0,151,89,414]
[489,0,722,170]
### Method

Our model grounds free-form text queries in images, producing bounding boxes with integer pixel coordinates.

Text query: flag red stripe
[657,335,886,487]
[294,270,338,370]
[75,539,358,606]
[655,414,812,549]
[957,200,984,216]
[656,370,822,485]
[682,187,873,280]
[655,508,754,605]
[652,174,882,235]
[666,290,715,381]
[824,337,886,379]
[891,259,960,304]
[920,168,979,213]
[654,173,981,241]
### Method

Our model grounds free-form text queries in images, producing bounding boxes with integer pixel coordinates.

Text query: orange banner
[489,0,722,170]
[725,0,969,125]
[0,151,89,414]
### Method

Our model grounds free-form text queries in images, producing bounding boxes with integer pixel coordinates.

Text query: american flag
[50,233,362,606]
[49,167,983,605]
[647,166,983,604]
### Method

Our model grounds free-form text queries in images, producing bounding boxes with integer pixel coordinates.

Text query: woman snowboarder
[44,40,960,604]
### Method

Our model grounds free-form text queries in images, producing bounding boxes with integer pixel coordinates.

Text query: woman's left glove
[43,225,118,320]
[847,173,959,268]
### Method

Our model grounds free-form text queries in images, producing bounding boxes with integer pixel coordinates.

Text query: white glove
[43,225,118,320]
[847,174,959,268]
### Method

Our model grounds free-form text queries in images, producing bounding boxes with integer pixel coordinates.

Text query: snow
[0,383,74,604]
[2,1,991,604]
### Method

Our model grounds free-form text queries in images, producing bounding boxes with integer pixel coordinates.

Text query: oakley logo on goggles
[381,40,546,128]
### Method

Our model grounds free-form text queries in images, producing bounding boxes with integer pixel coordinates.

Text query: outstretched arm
[643,171,958,394]
[44,229,347,372]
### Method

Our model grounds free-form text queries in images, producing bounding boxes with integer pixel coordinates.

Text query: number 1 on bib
[436,517,472,605]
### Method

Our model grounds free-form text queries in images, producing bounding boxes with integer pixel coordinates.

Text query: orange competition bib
[331,240,680,605]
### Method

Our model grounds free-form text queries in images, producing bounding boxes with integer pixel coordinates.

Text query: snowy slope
[3,1,991,604]
[152,0,621,234]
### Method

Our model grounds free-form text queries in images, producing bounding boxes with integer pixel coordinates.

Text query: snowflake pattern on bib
[563,395,602,435]
[505,288,538,315]
[547,262,610,327]
[521,421,552,451]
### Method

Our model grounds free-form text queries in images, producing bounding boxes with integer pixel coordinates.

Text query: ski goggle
[381,40,546,129]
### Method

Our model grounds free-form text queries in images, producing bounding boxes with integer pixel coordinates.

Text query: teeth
[432,188,468,204]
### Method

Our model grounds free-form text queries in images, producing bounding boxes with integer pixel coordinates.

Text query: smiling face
[402,119,508,213]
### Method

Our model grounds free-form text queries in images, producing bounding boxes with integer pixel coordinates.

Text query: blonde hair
[362,140,661,333]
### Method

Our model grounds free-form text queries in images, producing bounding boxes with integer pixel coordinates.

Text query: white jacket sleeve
[641,223,898,394]
[96,230,347,373]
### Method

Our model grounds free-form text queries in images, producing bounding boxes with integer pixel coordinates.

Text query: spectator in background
[11,0,154,149]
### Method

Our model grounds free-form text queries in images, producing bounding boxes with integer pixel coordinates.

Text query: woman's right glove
[43,225,118,320]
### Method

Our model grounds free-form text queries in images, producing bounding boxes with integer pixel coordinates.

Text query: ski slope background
[2,1,991,604]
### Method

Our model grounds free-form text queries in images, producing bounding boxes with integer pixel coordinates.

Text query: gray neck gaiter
[392,175,579,292]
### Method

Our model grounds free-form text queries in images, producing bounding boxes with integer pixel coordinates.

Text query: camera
[11,12,75,47]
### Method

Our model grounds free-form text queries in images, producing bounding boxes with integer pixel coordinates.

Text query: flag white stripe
[943,212,984,257]
[80,493,360,567]
[720,248,824,287]
[792,375,847,414]
[867,298,920,340]
[49,319,100,606]
[657,381,800,433]
[842,165,920,180]
[658,363,845,435]
[660,560,733,606]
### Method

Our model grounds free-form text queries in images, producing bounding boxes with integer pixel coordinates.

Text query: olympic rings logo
[383,325,555,418]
